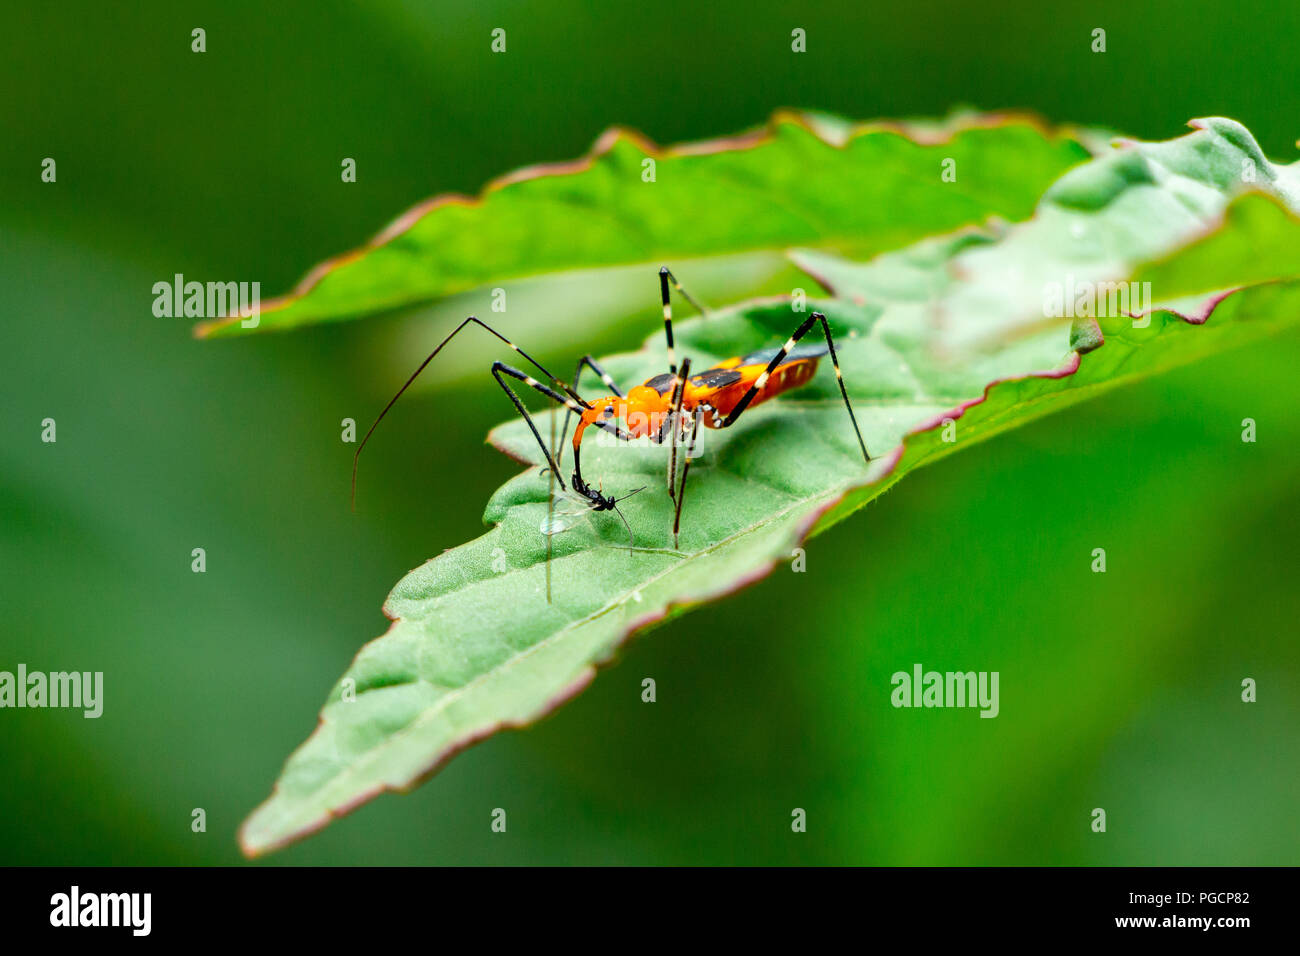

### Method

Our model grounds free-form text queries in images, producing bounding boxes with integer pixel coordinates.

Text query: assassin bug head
[568,386,673,509]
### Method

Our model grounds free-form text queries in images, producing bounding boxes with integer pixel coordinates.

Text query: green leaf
[197,111,1092,337]
[240,118,1300,856]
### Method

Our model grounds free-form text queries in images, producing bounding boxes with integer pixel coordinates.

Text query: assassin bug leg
[492,362,632,510]
[720,311,872,464]
[351,316,584,509]
[573,354,624,396]
[491,362,590,494]
[545,402,557,604]
[672,410,702,549]
[559,354,624,454]
[659,266,709,375]
[664,356,692,503]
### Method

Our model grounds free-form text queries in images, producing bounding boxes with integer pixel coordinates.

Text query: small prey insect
[352,267,872,551]
[541,485,644,538]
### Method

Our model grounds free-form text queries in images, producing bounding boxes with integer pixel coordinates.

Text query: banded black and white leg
[494,363,639,500]
[671,409,702,549]
[659,266,709,375]
[490,363,596,493]
[661,357,692,503]
[558,353,624,456]
[353,315,590,507]
[720,312,872,464]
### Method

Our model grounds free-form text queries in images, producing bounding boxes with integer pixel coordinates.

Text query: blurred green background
[3,1,1297,864]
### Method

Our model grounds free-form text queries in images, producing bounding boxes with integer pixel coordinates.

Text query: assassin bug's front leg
[351,315,623,512]
[491,362,591,495]
[557,353,624,459]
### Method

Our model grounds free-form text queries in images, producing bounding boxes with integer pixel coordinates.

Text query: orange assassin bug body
[573,346,824,444]
[353,267,871,549]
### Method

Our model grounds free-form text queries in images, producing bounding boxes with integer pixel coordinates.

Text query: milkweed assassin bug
[352,267,872,552]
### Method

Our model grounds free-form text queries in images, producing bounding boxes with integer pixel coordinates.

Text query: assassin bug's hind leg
[812,312,872,465]
[719,311,872,465]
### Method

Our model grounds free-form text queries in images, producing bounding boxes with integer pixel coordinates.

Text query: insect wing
[541,490,597,536]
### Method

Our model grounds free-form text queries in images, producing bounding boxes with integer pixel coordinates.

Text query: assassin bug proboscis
[352,267,873,553]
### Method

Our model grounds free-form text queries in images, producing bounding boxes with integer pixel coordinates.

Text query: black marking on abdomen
[689,367,743,389]
[739,343,829,366]
[645,372,676,394]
